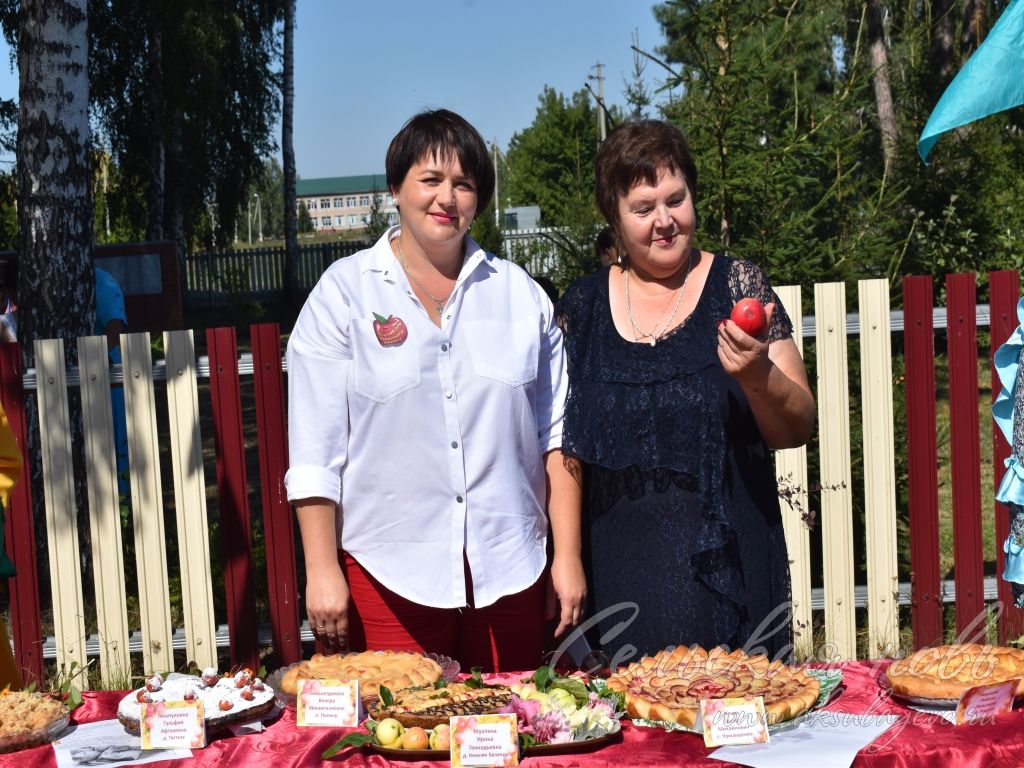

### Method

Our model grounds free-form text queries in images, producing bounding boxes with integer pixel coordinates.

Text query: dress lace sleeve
[727,258,794,342]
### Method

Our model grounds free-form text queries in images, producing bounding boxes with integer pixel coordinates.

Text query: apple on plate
[375,717,404,748]
[429,724,451,750]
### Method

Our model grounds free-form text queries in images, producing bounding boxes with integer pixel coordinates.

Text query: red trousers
[342,552,547,673]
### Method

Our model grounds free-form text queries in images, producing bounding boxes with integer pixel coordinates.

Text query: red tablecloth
[5,660,1024,767]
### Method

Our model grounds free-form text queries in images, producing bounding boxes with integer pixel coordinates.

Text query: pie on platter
[885,644,1024,703]
[276,650,448,703]
[116,669,275,733]
[0,690,70,753]
[323,667,625,758]
[605,645,822,729]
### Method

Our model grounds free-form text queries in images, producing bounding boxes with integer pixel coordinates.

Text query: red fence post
[251,323,301,666]
[904,275,944,648]
[990,270,1024,642]
[947,273,985,637]
[206,327,258,671]
[0,342,43,686]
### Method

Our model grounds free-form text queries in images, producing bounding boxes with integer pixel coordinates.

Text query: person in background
[0,403,23,689]
[95,267,129,493]
[532,274,560,305]
[595,226,618,269]
[285,109,585,672]
[557,120,814,664]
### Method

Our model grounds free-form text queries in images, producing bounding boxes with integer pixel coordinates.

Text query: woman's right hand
[306,560,350,652]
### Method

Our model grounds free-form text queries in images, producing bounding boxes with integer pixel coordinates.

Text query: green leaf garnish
[532,665,553,691]
[379,684,393,707]
[433,678,448,690]
[552,677,590,707]
[322,731,374,759]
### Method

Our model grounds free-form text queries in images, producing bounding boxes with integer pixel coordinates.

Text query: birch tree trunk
[282,0,299,310]
[17,0,94,580]
[866,0,898,170]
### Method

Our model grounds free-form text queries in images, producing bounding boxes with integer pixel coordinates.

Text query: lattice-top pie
[280,650,443,699]
[886,644,1024,700]
[605,645,820,728]
[367,682,514,728]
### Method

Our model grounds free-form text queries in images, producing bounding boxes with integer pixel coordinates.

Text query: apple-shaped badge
[372,313,408,347]
[730,298,767,337]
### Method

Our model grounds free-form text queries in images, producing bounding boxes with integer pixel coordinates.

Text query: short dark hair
[594,120,698,227]
[385,109,495,215]
[595,226,616,257]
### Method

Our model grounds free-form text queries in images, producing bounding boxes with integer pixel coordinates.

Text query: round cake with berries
[116,669,275,732]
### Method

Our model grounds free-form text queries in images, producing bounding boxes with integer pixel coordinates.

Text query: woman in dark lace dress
[557,120,815,666]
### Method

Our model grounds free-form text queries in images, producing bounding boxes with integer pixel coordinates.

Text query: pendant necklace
[396,237,457,316]
[625,251,693,347]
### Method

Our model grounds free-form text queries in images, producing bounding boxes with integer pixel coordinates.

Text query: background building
[296,174,397,232]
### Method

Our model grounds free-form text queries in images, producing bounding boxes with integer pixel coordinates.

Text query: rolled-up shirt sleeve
[535,293,567,453]
[284,277,352,505]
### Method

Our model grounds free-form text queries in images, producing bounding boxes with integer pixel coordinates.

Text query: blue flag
[918,0,1024,163]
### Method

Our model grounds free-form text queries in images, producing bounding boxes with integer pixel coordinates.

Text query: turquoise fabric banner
[918,0,1024,163]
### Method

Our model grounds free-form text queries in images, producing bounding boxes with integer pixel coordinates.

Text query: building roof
[296,174,389,197]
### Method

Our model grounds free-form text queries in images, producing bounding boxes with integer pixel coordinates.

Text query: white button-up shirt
[285,227,567,609]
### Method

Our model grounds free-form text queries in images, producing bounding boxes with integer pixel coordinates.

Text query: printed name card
[141,700,206,749]
[450,713,519,767]
[296,678,360,727]
[698,696,771,747]
[955,678,1019,725]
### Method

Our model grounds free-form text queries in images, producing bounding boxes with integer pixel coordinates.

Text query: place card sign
[698,696,771,747]
[450,713,519,767]
[955,678,1019,725]
[296,678,360,727]
[141,699,206,749]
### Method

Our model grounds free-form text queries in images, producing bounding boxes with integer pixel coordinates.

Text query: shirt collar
[362,225,497,283]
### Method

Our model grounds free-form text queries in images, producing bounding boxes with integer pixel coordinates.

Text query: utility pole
[492,139,501,228]
[589,63,607,142]
[247,197,252,244]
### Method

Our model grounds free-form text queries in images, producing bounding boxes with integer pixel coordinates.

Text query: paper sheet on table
[52,719,192,768]
[709,712,901,768]
[907,704,957,724]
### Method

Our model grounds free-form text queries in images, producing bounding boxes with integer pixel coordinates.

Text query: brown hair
[386,109,495,215]
[594,120,698,227]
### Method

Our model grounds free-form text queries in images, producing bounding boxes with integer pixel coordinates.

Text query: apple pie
[280,650,443,699]
[367,682,514,728]
[886,644,1024,701]
[605,645,821,728]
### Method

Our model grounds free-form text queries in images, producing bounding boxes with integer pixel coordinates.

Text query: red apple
[730,298,767,337]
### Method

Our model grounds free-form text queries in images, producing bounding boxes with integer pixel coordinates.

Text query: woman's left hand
[547,553,586,637]
[717,302,774,387]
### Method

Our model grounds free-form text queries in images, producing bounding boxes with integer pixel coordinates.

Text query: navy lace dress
[557,255,794,665]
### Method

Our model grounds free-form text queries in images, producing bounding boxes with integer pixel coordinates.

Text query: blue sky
[0,1,669,180]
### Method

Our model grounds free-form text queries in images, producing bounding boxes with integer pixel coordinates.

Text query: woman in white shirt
[284,109,586,671]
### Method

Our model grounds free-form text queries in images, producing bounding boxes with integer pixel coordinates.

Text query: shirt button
[441,343,448,351]
[456,495,464,503]
[445,390,453,399]
[451,441,458,449]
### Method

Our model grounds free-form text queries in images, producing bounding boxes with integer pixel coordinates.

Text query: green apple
[375,718,404,747]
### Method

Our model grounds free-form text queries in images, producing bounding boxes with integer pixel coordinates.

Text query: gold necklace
[624,251,693,347]
[396,237,457,315]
